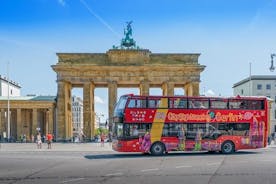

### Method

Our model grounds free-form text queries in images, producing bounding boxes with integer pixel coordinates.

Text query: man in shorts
[46,132,53,149]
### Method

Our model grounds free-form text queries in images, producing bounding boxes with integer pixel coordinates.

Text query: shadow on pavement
[84,150,260,160]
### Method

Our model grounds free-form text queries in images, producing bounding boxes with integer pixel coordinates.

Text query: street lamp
[269,53,276,72]
[7,62,10,142]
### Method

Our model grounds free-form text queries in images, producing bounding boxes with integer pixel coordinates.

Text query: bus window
[188,99,209,109]
[148,97,168,108]
[114,95,129,117]
[210,99,228,109]
[162,123,179,137]
[123,123,152,138]
[169,98,187,108]
[148,99,159,108]
[114,123,123,138]
[229,100,243,109]
[229,99,264,110]
[218,123,250,136]
[248,100,264,110]
[127,98,147,108]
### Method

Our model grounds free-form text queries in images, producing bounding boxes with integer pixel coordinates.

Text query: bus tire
[221,141,235,154]
[150,142,165,156]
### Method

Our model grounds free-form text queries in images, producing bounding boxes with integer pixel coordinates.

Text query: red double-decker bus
[111,94,271,155]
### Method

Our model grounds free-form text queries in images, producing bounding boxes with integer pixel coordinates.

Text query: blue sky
[0,0,276,120]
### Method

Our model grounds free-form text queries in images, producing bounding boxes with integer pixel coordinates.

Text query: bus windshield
[114,95,129,117]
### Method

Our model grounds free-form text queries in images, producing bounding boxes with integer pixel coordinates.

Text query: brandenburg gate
[52,22,205,141]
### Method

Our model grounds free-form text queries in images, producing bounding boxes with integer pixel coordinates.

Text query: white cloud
[95,96,104,104]
[58,0,66,6]
[205,89,216,96]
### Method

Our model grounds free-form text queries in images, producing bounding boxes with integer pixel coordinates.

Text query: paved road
[1,143,276,184]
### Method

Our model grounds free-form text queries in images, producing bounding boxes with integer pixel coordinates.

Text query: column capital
[107,80,117,85]
[140,79,150,84]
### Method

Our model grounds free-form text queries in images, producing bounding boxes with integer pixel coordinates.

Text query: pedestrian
[20,134,23,143]
[141,131,151,153]
[23,134,26,143]
[36,132,42,149]
[100,132,105,147]
[31,134,35,143]
[273,132,276,145]
[108,131,112,146]
[268,134,272,145]
[46,132,53,149]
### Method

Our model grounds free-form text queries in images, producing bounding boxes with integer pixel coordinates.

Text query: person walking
[46,132,53,149]
[31,134,35,143]
[100,132,105,147]
[141,131,151,153]
[36,132,42,149]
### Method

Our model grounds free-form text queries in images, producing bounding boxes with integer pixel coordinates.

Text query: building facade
[0,75,21,97]
[233,75,276,133]
[0,96,56,142]
[72,96,83,136]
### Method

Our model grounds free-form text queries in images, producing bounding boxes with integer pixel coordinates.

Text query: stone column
[191,82,200,96]
[184,83,192,97]
[16,109,22,141]
[83,82,95,139]
[32,108,37,137]
[56,81,71,141]
[184,82,200,96]
[162,81,174,96]
[45,110,49,135]
[48,108,54,134]
[0,109,4,133]
[140,80,150,96]
[108,81,117,126]
[67,83,72,140]
[184,84,189,96]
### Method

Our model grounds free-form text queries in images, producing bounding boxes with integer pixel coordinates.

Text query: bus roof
[121,94,269,100]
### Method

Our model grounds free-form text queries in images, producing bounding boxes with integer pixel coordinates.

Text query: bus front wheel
[221,141,235,154]
[150,142,165,156]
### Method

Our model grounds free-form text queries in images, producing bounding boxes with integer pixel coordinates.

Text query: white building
[233,75,276,133]
[72,96,83,136]
[0,75,21,96]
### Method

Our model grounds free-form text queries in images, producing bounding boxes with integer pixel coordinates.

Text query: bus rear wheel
[150,142,165,156]
[221,141,235,154]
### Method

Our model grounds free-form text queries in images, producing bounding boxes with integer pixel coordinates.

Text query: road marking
[207,162,220,166]
[237,161,249,163]
[175,165,192,168]
[262,159,272,162]
[105,172,123,176]
[141,168,159,172]
[60,178,85,183]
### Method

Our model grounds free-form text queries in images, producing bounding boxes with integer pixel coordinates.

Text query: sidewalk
[0,142,113,152]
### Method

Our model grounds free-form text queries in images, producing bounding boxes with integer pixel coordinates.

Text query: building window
[257,84,262,90]
[241,89,244,95]
[266,84,271,90]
